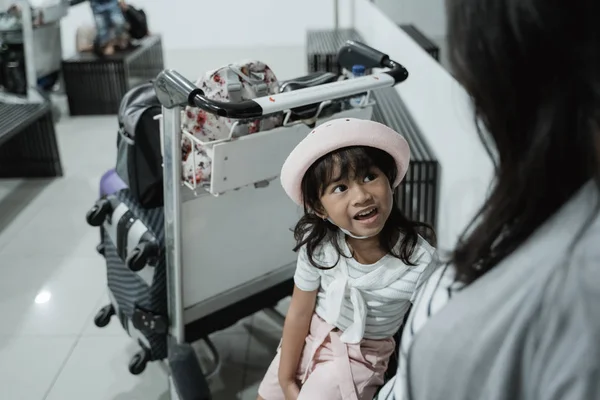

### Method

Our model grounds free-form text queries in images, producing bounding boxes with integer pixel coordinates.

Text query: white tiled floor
[0,47,301,400]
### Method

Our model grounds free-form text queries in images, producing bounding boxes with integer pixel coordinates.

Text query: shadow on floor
[0,178,54,236]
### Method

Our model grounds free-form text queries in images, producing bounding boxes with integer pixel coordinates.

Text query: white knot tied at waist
[324,274,367,344]
[321,255,411,345]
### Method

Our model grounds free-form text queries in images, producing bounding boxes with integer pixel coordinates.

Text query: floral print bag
[180,60,283,187]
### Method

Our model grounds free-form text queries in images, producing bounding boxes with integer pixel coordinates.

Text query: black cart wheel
[86,198,111,227]
[93,304,115,328]
[126,241,159,272]
[96,243,105,256]
[128,349,150,375]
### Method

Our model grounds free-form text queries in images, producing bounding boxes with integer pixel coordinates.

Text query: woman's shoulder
[416,234,436,257]
[526,231,600,398]
[543,221,600,329]
[401,234,438,271]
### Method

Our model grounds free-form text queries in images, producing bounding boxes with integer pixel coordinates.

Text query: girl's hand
[277,284,317,400]
[281,381,300,400]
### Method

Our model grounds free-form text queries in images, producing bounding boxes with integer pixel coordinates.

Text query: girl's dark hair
[446,0,600,284]
[293,146,435,269]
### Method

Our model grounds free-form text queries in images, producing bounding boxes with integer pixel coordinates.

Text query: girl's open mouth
[354,207,378,221]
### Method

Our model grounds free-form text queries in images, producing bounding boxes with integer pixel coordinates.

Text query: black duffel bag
[115,82,163,208]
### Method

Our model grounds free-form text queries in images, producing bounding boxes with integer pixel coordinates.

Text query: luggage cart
[0,0,69,99]
[153,40,409,399]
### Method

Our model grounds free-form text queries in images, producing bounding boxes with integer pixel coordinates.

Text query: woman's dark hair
[293,146,435,269]
[446,0,600,284]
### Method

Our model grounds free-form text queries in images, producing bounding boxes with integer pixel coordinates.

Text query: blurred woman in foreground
[383,0,600,399]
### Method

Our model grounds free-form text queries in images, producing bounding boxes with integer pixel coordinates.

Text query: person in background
[76,1,148,55]
[89,0,127,56]
[377,0,600,399]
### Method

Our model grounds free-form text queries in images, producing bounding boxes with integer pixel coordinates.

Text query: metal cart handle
[153,40,408,118]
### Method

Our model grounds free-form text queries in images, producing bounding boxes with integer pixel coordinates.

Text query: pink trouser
[257,313,395,400]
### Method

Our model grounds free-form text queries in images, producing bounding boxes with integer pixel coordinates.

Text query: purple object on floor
[100,168,127,197]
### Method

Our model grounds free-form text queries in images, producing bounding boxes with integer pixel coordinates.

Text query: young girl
[257,118,438,400]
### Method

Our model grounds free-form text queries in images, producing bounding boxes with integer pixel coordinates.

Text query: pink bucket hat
[280,118,411,206]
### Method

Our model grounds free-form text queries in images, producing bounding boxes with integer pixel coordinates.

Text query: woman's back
[385,0,600,398]
[397,181,600,400]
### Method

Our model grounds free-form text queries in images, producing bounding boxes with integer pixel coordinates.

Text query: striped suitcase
[87,188,167,375]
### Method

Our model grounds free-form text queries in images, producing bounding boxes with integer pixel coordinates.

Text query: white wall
[60,0,355,58]
[354,0,494,251]
[373,0,447,40]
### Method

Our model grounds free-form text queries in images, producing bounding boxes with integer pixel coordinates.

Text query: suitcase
[86,187,167,375]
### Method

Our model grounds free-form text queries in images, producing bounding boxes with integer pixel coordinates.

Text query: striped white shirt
[294,232,437,343]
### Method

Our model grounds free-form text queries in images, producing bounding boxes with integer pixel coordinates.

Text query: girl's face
[317,162,393,239]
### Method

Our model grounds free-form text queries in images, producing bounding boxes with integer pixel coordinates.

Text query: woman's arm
[278,284,318,389]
